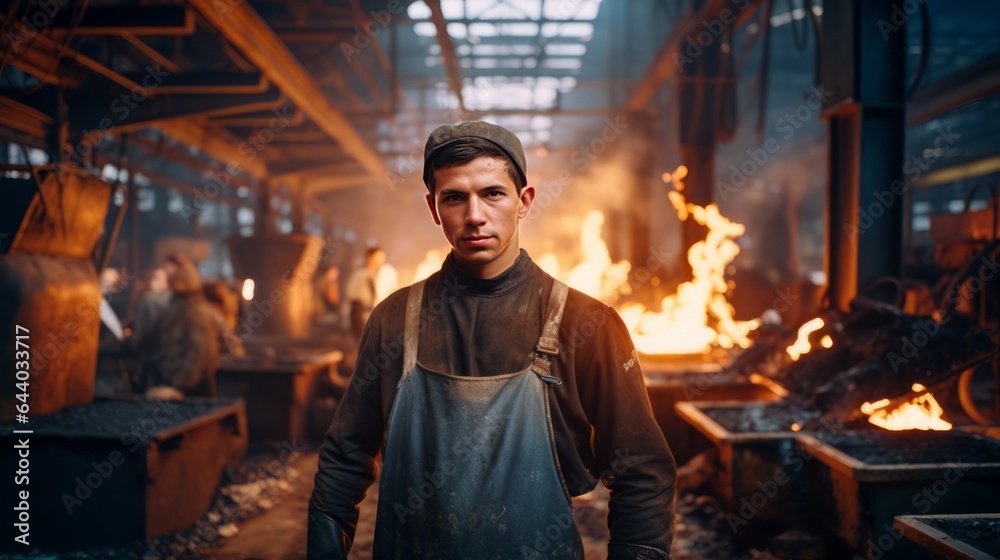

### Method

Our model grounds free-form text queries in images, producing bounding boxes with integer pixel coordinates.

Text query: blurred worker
[148,266,169,293]
[203,281,246,358]
[134,254,221,398]
[345,247,387,340]
[309,122,676,559]
[320,265,342,313]
[98,268,126,341]
[131,265,171,351]
[312,265,346,338]
[94,268,129,396]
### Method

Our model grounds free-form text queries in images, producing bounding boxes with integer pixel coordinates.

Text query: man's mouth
[461,235,492,246]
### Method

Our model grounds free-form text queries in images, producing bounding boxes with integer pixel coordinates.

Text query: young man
[309,122,676,560]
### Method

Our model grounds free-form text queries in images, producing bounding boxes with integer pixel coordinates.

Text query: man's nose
[465,196,486,224]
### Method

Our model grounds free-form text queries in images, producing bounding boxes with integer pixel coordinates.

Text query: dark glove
[608,542,672,560]
[307,503,351,560]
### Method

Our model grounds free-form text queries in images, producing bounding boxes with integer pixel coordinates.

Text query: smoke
[521,132,650,268]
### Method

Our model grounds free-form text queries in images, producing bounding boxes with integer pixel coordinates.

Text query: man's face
[426,156,535,279]
[366,250,386,272]
[149,267,168,292]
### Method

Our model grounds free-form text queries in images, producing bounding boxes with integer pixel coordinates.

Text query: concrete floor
[204,450,612,560]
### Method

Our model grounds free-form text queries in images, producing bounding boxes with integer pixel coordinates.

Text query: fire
[786,318,826,361]
[564,211,632,303]
[413,249,447,283]
[617,168,758,354]
[861,384,952,431]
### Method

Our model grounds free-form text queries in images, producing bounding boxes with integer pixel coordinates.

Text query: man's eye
[486,191,503,198]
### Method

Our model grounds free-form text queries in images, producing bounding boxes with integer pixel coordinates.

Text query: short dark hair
[423,137,526,195]
[365,247,383,260]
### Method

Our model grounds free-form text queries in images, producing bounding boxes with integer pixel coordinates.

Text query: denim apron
[373,279,583,560]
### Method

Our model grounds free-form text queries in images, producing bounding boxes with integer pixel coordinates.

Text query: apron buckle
[535,337,560,357]
[530,352,562,384]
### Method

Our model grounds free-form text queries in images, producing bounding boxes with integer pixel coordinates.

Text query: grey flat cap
[423,121,527,185]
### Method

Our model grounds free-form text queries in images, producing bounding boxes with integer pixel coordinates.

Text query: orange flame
[413,249,447,283]
[616,168,758,354]
[861,384,952,431]
[564,211,633,303]
[786,318,826,361]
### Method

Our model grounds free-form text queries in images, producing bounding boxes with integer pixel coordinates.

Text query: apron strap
[530,280,569,381]
[402,279,426,376]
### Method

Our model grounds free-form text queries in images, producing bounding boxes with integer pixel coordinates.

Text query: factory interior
[2,0,1000,558]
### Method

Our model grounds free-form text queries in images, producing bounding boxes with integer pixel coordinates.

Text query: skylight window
[541,22,594,39]
[441,0,464,19]
[472,44,537,56]
[543,0,602,20]
[497,22,539,36]
[544,43,587,56]
[407,1,431,19]
[414,22,436,37]
[447,22,467,39]
[474,58,500,69]
[542,58,582,70]
[411,0,604,118]
[467,0,541,20]
[468,22,499,37]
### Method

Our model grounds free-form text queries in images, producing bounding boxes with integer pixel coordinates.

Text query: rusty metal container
[0,397,247,553]
[796,431,1000,560]
[894,513,1000,560]
[0,170,112,421]
[675,400,829,547]
[216,344,342,442]
[643,358,778,465]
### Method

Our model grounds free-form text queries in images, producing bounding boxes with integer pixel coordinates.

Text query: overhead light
[242,279,255,301]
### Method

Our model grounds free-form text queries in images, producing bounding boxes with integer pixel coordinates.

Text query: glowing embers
[860,384,953,431]
[786,318,826,361]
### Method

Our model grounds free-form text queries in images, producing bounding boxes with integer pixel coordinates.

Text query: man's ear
[517,185,536,220]
[425,193,442,225]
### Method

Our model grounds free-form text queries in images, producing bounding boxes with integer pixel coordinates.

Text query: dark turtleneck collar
[440,248,534,297]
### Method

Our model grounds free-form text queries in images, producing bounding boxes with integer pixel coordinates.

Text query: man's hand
[608,542,672,560]
[307,503,351,560]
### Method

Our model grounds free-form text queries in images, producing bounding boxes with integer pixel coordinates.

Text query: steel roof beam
[425,0,466,114]
[46,6,195,36]
[626,0,759,112]
[189,0,386,179]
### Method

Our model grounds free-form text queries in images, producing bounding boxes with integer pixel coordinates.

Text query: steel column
[822,0,906,311]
